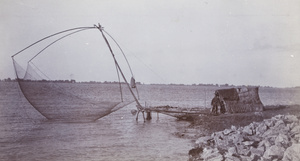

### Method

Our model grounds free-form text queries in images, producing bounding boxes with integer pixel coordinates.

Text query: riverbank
[175,105,300,139]
[186,105,300,160]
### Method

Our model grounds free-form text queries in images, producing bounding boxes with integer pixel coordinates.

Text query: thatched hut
[216,87,264,113]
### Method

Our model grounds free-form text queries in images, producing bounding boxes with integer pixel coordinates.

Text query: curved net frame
[12,24,140,122]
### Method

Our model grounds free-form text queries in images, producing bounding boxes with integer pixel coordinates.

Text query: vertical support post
[95,24,145,122]
[146,111,152,120]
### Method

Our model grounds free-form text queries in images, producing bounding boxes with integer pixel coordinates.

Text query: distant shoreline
[0,80,298,89]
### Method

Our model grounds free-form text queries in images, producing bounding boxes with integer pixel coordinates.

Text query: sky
[1,0,300,87]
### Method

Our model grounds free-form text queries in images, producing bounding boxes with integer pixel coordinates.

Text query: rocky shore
[188,114,300,160]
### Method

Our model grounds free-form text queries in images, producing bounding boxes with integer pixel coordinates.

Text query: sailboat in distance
[12,23,145,122]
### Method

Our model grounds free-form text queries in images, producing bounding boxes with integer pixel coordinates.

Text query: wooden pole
[146,111,152,120]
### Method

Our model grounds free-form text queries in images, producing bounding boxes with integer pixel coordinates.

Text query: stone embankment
[189,114,300,160]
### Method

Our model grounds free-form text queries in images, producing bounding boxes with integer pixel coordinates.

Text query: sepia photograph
[1,0,300,160]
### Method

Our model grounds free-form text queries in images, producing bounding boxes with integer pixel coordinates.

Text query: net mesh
[12,26,137,122]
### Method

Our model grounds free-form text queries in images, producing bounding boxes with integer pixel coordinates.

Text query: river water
[1,82,300,160]
[0,82,193,161]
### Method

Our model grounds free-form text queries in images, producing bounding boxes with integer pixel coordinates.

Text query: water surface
[1,82,299,160]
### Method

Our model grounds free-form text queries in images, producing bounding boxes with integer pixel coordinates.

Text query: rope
[12,26,96,58]
[12,58,34,120]
[95,24,142,108]
[102,30,134,77]
[28,28,92,62]
[30,62,51,80]
[102,29,141,99]
[115,62,123,102]
[12,23,142,121]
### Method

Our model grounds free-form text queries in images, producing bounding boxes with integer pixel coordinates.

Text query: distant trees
[0,78,75,83]
[0,78,16,82]
[0,78,144,85]
[0,78,293,88]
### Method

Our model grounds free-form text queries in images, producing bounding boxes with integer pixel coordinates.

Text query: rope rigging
[11,23,144,122]
[95,24,142,108]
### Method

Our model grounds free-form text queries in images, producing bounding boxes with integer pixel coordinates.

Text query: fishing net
[12,25,139,122]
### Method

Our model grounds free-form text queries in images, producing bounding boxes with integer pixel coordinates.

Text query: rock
[291,125,300,134]
[252,122,261,128]
[236,144,251,156]
[288,122,298,131]
[292,133,300,143]
[211,131,223,138]
[282,143,300,161]
[188,147,203,158]
[275,133,290,148]
[223,128,233,135]
[263,145,285,160]
[264,119,275,128]
[190,114,300,161]
[213,131,241,150]
[201,147,223,161]
[206,154,223,161]
[243,141,254,146]
[266,135,278,146]
[250,146,265,157]
[250,155,262,161]
[284,115,299,123]
[238,149,251,156]
[227,133,244,145]
[258,139,271,149]
[227,146,237,155]
[240,155,252,161]
[274,119,285,128]
[224,155,240,161]
[274,127,290,138]
[231,125,237,131]
[246,135,262,142]
[214,137,230,150]
[262,128,279,137]
[273,114,285,120]
[195,136,212,145]
[255,123,268,136]
[201,147,214,158]
[243,124,254,135]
